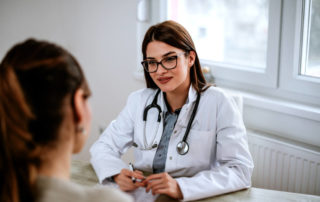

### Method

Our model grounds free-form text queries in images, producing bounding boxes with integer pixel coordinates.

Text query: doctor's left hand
[144,172,183,199]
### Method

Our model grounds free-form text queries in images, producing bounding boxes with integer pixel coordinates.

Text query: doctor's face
[145,41,195,94]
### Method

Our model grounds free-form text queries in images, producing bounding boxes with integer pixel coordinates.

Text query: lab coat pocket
[133,145,157,172]
[176,129,215,175]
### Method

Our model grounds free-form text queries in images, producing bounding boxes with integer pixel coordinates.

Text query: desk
[71,160,320,202]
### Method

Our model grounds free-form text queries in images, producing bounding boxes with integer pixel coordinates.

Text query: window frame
[279,0,320,97]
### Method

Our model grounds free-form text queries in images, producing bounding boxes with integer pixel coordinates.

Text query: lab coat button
[174,130,177,134]
[169,156,172,160]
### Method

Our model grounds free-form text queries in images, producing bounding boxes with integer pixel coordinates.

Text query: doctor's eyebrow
[146,51,177,60]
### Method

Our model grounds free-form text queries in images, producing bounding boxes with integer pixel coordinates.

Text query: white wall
[0,0,144,160]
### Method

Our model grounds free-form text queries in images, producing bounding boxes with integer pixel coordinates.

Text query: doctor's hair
[142,20,209,92]
[0,38,91,202]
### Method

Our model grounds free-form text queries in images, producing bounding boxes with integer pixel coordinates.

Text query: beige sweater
[35,176,133,202]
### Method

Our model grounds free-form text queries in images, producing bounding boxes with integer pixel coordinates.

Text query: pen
[129,163,136,183]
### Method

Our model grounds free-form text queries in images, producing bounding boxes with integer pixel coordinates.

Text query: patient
[0,39,132,202]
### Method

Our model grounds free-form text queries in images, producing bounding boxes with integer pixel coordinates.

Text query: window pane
[167,0,269,69]
[302,0,320,78]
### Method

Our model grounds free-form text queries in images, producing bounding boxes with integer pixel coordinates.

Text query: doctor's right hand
[114,168,146,191]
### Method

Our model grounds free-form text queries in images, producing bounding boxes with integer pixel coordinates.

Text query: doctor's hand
[114,168,146,191]
[144,172,183,199]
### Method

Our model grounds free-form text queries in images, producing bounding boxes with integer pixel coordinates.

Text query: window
[280,0,320,97]
[301,0,320,78]
[167,0,269,70]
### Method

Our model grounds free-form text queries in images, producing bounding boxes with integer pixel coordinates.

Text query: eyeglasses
[141,52,186,73]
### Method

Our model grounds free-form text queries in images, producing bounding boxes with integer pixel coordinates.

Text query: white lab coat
[90,86,253,201]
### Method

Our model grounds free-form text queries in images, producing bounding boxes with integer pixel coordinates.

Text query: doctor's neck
[165,84,190,112]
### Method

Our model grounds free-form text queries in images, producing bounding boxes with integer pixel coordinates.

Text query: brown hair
[141,20,208,92]
[0,39,91,202]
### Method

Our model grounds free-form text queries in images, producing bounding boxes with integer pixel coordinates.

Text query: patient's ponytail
[0,39,91,202]
[0,58,36,202]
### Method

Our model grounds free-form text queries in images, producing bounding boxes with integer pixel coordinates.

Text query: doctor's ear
[188,51,196,68]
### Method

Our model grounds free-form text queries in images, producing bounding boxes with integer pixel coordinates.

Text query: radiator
[247,132,320,195]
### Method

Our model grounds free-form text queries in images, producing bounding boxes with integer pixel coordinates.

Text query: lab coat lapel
[177,86,198,128]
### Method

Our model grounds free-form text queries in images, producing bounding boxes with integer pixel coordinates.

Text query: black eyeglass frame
[141,52,186,73]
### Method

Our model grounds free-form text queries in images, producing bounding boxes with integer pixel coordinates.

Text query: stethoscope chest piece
[176,141,189,155]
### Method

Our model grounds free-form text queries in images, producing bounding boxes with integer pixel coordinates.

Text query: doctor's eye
[163,56,177,62]
[162,56,178,69]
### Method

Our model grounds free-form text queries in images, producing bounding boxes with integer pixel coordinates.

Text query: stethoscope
[136,89,201,155]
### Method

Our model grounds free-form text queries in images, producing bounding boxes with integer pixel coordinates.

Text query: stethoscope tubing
[143,90,161,122]
[142,90,162,150]
[181,91,200,142]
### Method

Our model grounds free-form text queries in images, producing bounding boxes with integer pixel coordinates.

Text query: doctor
[90,20,253,201]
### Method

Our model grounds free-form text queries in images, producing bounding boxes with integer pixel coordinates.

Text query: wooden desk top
[71,160,320,202]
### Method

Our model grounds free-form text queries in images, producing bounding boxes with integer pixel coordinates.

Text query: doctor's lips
[157,76,172,84]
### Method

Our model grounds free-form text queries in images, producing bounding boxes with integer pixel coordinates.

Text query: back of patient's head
[0,39,90,202]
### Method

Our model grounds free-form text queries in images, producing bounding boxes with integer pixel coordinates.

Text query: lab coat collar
[187,85,198,104]
[159,84,198,109]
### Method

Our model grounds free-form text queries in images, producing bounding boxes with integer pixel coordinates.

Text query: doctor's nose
[156,64,168,74]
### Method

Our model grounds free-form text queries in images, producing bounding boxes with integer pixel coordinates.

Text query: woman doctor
[90,20,253,201]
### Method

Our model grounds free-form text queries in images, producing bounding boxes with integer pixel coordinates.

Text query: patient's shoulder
[35,176,133,202]
[85,185,133,202]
